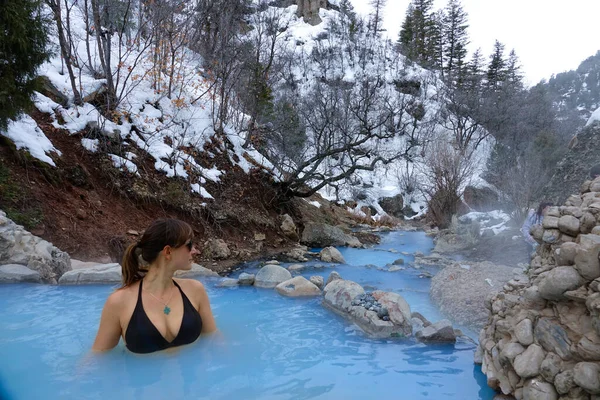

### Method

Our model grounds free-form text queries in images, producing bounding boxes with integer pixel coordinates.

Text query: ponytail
[120,218,194,287]
[121,243,143,288]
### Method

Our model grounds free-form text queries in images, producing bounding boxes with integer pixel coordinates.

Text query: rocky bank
[479,176,600,399]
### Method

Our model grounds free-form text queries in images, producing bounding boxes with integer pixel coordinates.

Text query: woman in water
[92,218,217,353]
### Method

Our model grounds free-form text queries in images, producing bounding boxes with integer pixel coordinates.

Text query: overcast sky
[349,0,600,86]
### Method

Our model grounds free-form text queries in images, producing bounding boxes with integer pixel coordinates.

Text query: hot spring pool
[0,231,495,399]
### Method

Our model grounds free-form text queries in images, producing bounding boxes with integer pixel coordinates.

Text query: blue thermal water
[0,231,495,399]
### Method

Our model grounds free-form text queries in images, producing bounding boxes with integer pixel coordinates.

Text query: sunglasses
[185,240,194,251]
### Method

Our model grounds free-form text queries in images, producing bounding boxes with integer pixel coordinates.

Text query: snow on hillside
[586,107,600,126]
[2,1,493,220]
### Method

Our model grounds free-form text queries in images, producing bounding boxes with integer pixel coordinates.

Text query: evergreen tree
[442,0,469,79]
[505,49,523,89]
[368,0,387,36]
[398,4,416,58]
[464,47,484,91]
[0,0,50,131]
[428,10,444,70]
[412,0,435,64]
[486,40,506,91]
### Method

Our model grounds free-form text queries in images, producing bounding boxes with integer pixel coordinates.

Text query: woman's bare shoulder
[174,278,206,291]
[105,284,136,307]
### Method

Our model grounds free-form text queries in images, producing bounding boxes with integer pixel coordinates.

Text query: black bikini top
[125,279,202,354]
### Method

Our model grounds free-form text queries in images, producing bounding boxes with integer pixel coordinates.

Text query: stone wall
[478,176,600,399]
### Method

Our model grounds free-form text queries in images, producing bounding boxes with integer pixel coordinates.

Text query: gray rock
[287,264,305,272]
[204,239,231,260]
[554,370,576,395]
[58,263,121,285]
[573,362,600,394]
[174,263,219,278]
[499,342,525,364]
[540,353,561,382]
[276,276,321,297]
[323,279,365,313]
[558,215,580,236]
[217,278,238,287]
[542,229,561,244]
[415,319,456,343]
[379,194,404,218]
[254,265,292,288]
[538,266,584,301]
[522,379,557,400]
[534,318,573,360]
[265,260,280,265]
[372,291,412,331]
[319,246,345,263]
[0,264,41,283]
[543,216,560,229]
[515,319,534,346]
[574,234,600,280]
[555,242,578,266]
[576,332,600,361]
[309,275,324,289]
[237,273,255,286]
[513,344,545,378]
[300,223,361,248]
[325,271,342,286]
[280,214,298,240]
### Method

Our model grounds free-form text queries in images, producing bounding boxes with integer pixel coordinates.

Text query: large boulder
[463,185,500,212]
[58,263,121,285]
[275,276,321,297]
[323,280,413,339]
[301,223,361,248]
[0,211,71,283]
[319,246,345,263]
[537,266,584,300]
[254,264,292,288]
[296,0,327,25]
[279,214,298,240]
[379,194,404,218]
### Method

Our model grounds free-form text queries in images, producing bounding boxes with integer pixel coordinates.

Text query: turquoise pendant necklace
[145,285,175,316]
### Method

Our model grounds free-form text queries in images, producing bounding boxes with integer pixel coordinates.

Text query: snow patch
[2,115,61,166]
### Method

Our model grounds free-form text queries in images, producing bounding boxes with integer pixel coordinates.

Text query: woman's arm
[191,280,217,334]
[92,292,123,352]
[521,210,537,245]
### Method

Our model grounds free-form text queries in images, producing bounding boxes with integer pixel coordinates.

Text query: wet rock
[58,263,121,285]
[415,319,456,343]
[319,246,345,263]
[309,275,324,289]
[254,265,292,288]
[276,276,321,297]
[325,271,342,286]
[323,279,365,313]
[0,264,41,283]
[217,278,238,287]
[237,273,255,286]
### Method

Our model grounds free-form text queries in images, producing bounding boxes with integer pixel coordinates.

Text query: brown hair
[121,218,194,287]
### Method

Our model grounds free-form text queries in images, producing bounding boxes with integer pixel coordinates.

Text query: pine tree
[464,47,484,91]
[0,0,50,131]
[369,0,387,36]
[442,0,469,79]
[428,11,444,70]
[486,40,506,91]
[398,4,416,58]
[505,49,523,89]
[412,0,435,64]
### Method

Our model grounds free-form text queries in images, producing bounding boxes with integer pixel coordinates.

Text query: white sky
[349,0,600,86]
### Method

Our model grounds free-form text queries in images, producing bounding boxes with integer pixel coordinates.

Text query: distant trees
[0,0,51,131]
